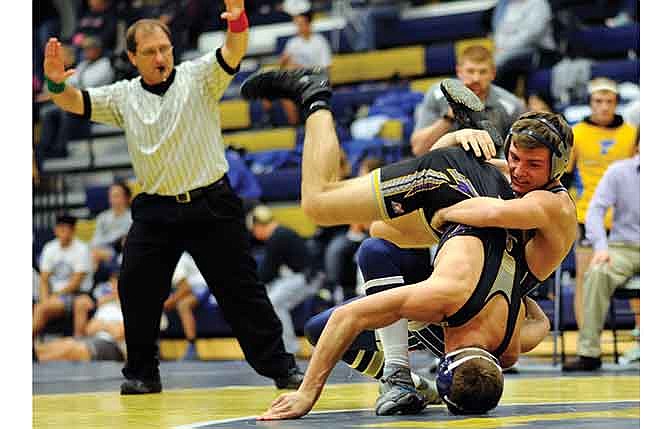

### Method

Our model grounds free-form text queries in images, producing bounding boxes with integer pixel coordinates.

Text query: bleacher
[33,0,640,344]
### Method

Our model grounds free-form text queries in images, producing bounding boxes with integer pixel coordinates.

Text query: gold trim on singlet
[371,169,390,220]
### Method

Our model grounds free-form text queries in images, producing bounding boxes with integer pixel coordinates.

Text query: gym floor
[33,347,639,429]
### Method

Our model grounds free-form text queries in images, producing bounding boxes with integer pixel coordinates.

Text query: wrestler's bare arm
[259,264,468,420]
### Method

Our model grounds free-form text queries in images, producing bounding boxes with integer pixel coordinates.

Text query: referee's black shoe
[120,378,163,395]
[439,78,504,149]
[241,68,332,117]
[274,366,304,389]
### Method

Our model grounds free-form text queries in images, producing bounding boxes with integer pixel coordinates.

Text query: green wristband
[46,78,66,94]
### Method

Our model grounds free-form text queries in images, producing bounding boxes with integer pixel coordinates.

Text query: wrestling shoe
[375,365,428,415]
[240,68,332,117]
[274,366,304,389]
[439,78,504,148]
[411,372,442,405]
[120,378,163,395]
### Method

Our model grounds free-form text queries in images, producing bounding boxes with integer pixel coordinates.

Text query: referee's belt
[174,176,227,203]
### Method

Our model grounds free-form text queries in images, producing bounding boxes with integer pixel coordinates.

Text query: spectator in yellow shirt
[566,77,637,328]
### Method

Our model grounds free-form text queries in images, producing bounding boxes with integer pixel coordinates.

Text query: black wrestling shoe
[439,78,504,149]
[240,68,332,115]
[562,356,602,372]
[120,378,163,395]
[274,366,304,389]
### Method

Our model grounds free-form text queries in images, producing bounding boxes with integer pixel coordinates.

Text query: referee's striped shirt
[83,50,238,196]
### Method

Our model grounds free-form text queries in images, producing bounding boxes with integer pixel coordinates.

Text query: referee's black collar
[141,69,176,96]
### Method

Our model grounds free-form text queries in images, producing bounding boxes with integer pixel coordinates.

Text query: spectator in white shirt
[262,9,332,125]
[33,215,93,338]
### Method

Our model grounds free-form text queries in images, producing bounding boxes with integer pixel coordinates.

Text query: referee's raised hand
[43,37,76,84]
[221,0,245,21]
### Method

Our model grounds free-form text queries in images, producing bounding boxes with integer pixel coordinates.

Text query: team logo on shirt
[391,201,405,215]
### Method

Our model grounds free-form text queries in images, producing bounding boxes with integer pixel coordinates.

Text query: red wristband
[228,11,248,33]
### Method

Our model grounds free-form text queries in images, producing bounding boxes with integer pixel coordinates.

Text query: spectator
[163,252,210,361]
[566,77,638,329]
[247,205,317,354]
[262,9,332,125]
[492,0,558,92]
[71,0,118,57]
[410,45,525,156]
[36,36,115,167]
[563,129,639,371]
[323,157,384,302]
[526,92,553,113]
[90,182,133,268]
[33,215,93,338]
[35,271,125,363]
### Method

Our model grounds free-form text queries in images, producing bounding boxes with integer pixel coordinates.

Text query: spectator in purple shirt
[563,128,640,371]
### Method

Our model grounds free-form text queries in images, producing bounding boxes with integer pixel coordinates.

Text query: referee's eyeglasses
[139,45,173,58]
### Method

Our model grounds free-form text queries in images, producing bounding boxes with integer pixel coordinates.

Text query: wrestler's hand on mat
[258,391,314,420]
[431,129,496,159]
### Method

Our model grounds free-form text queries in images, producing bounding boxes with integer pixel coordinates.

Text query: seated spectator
[90,181,133,277]
[564,129,640,371]
[410,45,525,156]
[526,92,553,113]
[70,0,118,58]
[492,0,558,93]
[262,9,332,125]
[34,271,125,363]
[33,215,93,338]
[323,157,384,302]
[163,252,210,361]
[247,205,317,354]
[567,77,638,329]
[36,36,115,167]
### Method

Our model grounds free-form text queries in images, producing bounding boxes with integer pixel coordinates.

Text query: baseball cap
[588,77,618,95]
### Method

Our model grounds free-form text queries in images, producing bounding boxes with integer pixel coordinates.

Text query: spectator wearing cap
[36,35,115,168]
[565,77,638,329]
[34,215,94,338]
[247,205,317,354]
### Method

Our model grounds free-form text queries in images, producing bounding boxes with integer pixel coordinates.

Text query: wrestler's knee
[356,238,397,275]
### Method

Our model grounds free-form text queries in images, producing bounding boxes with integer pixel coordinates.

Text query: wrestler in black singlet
[371,146,514,237]
[418,184,570,357]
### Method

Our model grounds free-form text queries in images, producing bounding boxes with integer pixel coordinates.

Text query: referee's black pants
[118,176,297,382]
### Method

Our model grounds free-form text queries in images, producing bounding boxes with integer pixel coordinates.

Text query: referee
[43,0,304,394]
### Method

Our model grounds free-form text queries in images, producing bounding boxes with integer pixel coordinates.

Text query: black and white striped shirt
[85,50,238,195]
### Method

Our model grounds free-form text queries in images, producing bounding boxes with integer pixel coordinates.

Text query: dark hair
[296,10,313,22]
[511,111,573,152]
[126,19,172,53]
[447,358,504,414]
[111,181,132,200]
[56,214,77,227]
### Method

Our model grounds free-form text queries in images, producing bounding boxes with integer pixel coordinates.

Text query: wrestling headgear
[436,347,504,415]
[503,112,573,183]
